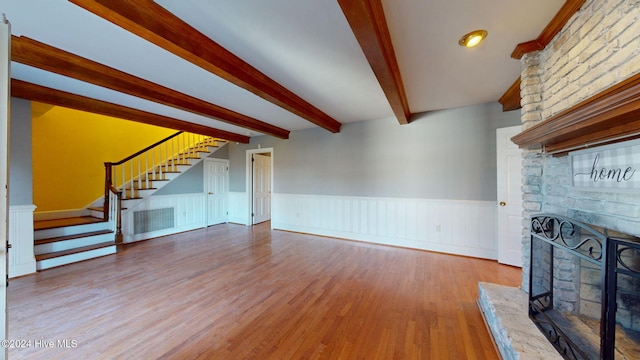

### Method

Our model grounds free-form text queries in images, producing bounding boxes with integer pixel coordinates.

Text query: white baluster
[152,147,156,181]
[120,164,125,198]
[112,166,117,189]
[137,155,141,190]
[178,134,183,164]
[129,160,134,198]
[145,151,149,189]
[171,137,175,172]
[190,133,194,158]
[163,142,168,176]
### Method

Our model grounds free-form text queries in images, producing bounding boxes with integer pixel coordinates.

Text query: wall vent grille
[134,208,175,234]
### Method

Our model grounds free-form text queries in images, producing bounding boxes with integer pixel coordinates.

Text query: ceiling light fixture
[458,29,488,48]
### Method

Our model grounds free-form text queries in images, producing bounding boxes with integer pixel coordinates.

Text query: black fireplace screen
[529,214,640,360]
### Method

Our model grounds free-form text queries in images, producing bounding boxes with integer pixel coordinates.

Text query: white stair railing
[104,132,218,201]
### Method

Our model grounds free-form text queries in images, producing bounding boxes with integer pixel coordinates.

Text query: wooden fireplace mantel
[512,72,640,155]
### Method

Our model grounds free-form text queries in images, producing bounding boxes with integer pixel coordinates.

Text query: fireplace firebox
[529,214,640,359]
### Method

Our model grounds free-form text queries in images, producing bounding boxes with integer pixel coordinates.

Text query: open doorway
[246,148,273,225]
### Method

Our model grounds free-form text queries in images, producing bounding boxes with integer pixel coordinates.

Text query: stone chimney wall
[520,0,640,290]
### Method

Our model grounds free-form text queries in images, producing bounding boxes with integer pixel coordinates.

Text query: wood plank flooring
[8,222,521,359]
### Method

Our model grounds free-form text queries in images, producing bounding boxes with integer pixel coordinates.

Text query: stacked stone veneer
[520,0,640,291]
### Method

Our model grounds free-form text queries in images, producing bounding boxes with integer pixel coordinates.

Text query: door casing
[0,17,11,360]
[245,148,273,226]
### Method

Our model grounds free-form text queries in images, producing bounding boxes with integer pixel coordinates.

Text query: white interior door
[252,153,271,224]
[0,17,10,360]
[205,159,228,226]
[497,125,523,267]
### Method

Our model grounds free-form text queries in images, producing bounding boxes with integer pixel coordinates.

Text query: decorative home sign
[571,139,640,190]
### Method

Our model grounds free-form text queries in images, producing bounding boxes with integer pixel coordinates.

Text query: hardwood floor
[8,222,521,359]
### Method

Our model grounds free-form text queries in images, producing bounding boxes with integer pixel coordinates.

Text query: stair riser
[89,209,103,219]
[36,246,117,271]
[145,172,181,182]
[158,162,193,170]
[122,188,156,199]
[35,222,112,240]
[35,233,115,255]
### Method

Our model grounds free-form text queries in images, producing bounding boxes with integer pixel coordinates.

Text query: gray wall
[229,102,520,201]
[152,143,229,196]
[9,97,33,206]
[11,99,519,202]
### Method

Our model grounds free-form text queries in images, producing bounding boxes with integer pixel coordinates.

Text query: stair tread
[34,216,105,231]
[36,242,115,261]
[88,206,127,211]
[35,229,114,245]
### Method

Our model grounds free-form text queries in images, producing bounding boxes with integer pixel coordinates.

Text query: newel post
[115,190,123,245]
[104,162,112,221]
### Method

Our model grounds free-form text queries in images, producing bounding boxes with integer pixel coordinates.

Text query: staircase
[34,132,225,270]
[34,216,117,270]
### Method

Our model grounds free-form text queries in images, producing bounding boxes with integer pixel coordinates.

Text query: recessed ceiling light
[459,30,488,48]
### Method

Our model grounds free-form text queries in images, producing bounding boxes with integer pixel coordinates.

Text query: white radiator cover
[123,193,206,242]
[133,207,175,235]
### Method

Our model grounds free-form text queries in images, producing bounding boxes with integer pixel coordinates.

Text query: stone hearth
[478,282,561,360]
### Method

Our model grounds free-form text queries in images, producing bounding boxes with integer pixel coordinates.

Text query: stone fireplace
[479,0,640,359]
[518,0,640,293]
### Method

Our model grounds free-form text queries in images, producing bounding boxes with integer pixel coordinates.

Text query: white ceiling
[4,0,564,138]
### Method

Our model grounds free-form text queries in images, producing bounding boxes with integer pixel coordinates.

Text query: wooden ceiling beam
[11,79,250,143]
[499,0,586,111]
[338,0,411,125]
[11,36,289,139]
[68,0,342,133]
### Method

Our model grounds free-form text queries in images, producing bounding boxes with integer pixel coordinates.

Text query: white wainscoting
[123,193,206,243]
[228,192,249,225]
[271,193,498,260]
[122,192,498,260]
[9,205,37,278]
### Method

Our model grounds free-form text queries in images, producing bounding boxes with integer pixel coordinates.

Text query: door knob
[499,201,506,206]
[208,192,214,195]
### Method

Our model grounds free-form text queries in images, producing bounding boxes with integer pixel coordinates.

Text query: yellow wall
[32,102,176,212]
